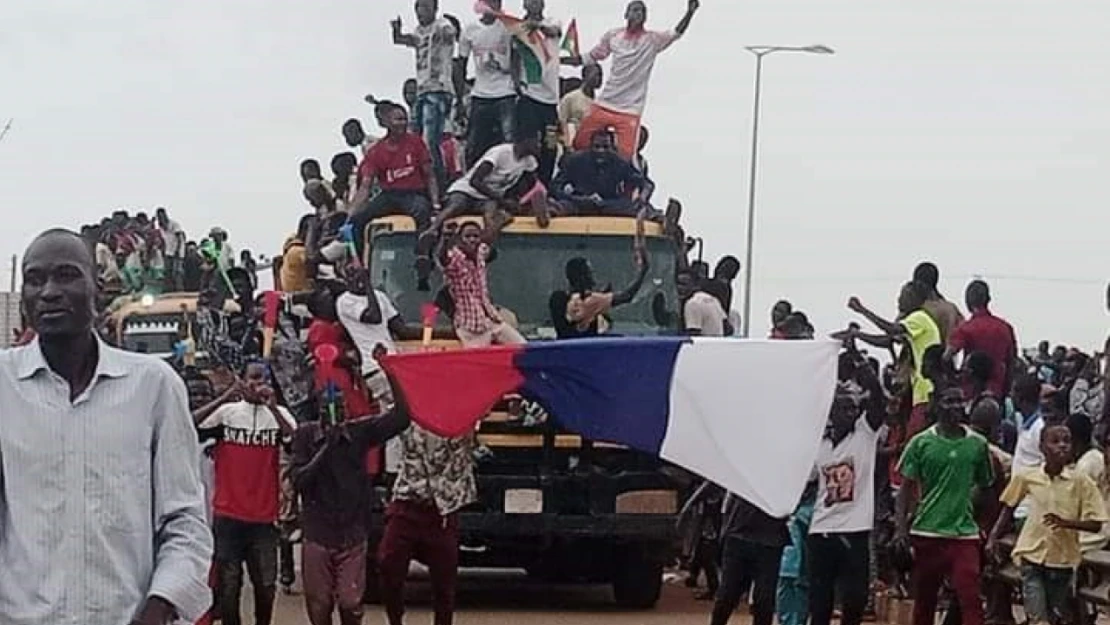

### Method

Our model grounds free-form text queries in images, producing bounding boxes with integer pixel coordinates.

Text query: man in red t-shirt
[349,102,441,255]
[194,361,297,625]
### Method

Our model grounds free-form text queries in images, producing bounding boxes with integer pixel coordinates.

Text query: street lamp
[740,44,834,338]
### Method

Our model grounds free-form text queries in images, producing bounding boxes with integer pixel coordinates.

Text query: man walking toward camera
[0,229,212,625]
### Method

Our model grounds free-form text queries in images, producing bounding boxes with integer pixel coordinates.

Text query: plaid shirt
[443,244,501,335]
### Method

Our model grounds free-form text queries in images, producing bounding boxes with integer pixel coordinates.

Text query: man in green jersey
[896,384,994,625]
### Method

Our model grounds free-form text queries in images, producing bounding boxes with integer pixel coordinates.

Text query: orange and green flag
[474,1,556,85]
[560,19,580,58]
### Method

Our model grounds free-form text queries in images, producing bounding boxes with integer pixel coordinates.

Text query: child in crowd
[988,424,1108,625]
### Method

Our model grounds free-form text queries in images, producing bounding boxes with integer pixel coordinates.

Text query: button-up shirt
[0,338,213,625]
[392,425,477,516]
[1001,466,1108,568]
[443,244,501,335]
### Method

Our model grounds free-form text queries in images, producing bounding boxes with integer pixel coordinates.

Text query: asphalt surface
[266,569,717,624]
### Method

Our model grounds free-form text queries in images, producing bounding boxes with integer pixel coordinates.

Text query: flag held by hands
[379,337,838,517]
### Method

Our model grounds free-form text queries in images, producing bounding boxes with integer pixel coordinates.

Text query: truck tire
[611,547,663,609]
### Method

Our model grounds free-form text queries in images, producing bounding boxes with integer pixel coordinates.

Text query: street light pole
[740,45,833,338]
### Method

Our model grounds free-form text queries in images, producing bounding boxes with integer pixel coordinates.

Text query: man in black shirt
[710,495,789,625]
[552,129,645,216]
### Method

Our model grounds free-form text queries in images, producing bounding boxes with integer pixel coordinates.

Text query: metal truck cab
[364,215,690,608]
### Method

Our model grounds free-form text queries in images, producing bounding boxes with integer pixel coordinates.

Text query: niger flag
[474,1,556,85]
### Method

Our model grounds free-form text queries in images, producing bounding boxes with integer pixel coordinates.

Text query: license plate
[503,489,543,514]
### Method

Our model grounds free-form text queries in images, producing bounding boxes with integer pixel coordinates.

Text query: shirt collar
[16,334,130,381]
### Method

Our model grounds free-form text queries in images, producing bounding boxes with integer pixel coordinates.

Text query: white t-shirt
[460,20,515,99]
[448,143,538,200]
[336,290,398,376]
[588,28,681,115]
[519,19,562,105]
[810,417,881,534]
[684,292,726,337]
[413,18,457,95]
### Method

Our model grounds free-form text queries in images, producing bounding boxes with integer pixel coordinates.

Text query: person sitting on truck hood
[551,129,646,217]
[437,219,526,347]
[553,248,649,339]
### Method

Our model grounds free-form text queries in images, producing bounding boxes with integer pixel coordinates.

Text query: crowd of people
[679,261,1110,625]
[77,206,266,304]
[15,2,1110,625]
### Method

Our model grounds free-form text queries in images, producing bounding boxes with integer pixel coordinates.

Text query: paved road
[265,569,716,624]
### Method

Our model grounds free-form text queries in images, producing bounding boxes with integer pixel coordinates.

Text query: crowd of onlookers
[78,207,265,307]
[680,261,1110,625]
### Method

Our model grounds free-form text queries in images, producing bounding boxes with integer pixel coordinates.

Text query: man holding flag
[575,0,701,160]
[512,0,562,187]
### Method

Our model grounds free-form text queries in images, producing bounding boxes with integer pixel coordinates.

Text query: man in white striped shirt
[0,229,212,625]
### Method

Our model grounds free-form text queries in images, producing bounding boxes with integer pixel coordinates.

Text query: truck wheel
[611,548,663,609]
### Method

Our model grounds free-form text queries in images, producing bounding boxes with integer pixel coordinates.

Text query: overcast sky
[3,0,1108,348]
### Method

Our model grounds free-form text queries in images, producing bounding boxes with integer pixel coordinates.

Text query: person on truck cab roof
[347,102,439,257]
[434,136,547,227]
[455,0,515,169]
[573,0,700,160]
[552,128,645,216]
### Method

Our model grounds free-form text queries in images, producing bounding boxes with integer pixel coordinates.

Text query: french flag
[379,337,838,516]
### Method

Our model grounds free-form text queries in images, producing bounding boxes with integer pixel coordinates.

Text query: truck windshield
[370,231,679,339]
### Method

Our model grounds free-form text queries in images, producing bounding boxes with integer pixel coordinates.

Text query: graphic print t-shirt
[809,416,881,534]
[199,400,297,523]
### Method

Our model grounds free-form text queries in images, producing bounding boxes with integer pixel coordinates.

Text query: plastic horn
[421,303,439,348]
[339,223,361,269]
[261,290,281,358]
[313,343,342,426]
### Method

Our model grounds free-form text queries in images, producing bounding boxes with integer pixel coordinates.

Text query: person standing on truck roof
[156,207,187,291]
[379,421,478,625]
[455,0,515,168]
[392,0,456,187]
[551,128,646,216]
[436,217,526,347]
[573,0,701,160]
[291,371,412,625]
[348,101,440,258]
[0,229,212,625]
[513,0,563,187]
[559,64,603,148]
[193,361,298,625]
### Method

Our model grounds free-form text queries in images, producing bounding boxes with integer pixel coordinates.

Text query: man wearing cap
[209,227,236,271]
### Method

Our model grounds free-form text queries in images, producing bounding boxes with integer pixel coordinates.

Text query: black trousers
[349,189,434,252]
[214,516,279,625]
[711,537,784,625]
[515,95,558,187]
[467,95,516,167]
[808,531,871,625]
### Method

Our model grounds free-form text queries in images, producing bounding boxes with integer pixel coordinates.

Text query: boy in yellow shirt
[987,425,1108,625]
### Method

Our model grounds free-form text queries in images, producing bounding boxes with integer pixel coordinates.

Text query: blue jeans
[413,91,451,185]
[1021,562,1074,624]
